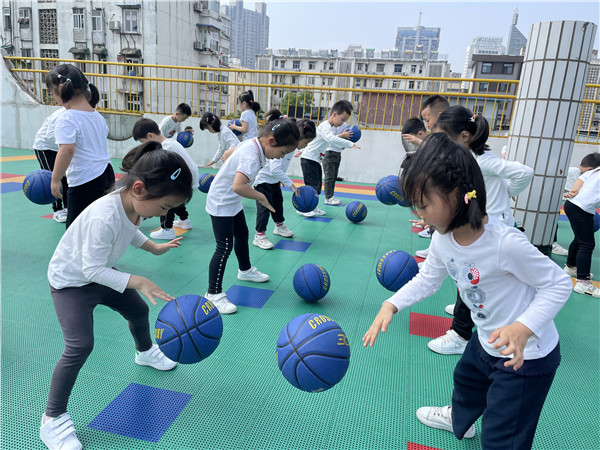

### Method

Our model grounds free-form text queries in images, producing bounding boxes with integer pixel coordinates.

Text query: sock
[256,231,265,236]
[275,222,283,227]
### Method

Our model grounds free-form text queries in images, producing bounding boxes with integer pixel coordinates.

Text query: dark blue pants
[564,200,595,280]
[451,335,560,449]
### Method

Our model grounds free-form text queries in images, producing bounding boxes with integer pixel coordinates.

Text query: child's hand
[352,144,361,150]
[258,196,276,213]
[128,275,173,306]
[402,134,422,145]
[362,302,398,347]
[204,161,215,167]
[339,130,353,139]
[564,188,579,199]
[294,150,302,158]
[290,184,299,195]
[152,237,183,255]
[51,180,63,200]
[488,321,533,371]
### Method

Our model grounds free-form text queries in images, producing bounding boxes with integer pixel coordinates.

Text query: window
[100,93,108,109]
[481,62,492,74]
[392,80,398,89]
[376,63,385,72]
[40,49,59,71]
[474,105,484,116]
[356,63,363,71]
[3,7,10,31]
[291,75,297,84]
[18,7,30,29]
[39,9,58,44]
[355,79,361,87]
[308,61,315,70]
[124,93,142,112]
[72,8,84,29]
[274,60,278,67]
[293,60,300,69]
[365,63,369,72]
[21,48,32,57]
[374,79,381,88]
[499,83,508,93]
[125,58,141,76]
[92,9,102,32]
[410,64,417,74]
[280,60,285,69]
[354,94,360,102]
[502,63,514,74]
[419,65,423,74]
[122,8,139,33]
[307,76,314,86]
[479,82,489,92]
[394,64,402,73]
[408,80,414,89]
[329,62,334,70]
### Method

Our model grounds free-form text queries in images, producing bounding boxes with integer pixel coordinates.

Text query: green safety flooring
[1,146,599,450]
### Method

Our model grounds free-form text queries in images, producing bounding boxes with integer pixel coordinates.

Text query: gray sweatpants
[46,283,152,417]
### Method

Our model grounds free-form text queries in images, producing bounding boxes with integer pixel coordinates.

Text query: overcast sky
[244,1,600,73]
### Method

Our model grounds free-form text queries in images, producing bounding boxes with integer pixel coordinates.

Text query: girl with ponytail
[45,63,113,228]
[228,89,261,140]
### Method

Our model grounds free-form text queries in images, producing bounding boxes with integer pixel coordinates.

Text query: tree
[280,90,314,118]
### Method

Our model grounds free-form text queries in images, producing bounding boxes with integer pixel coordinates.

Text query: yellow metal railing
[4,56,599,144]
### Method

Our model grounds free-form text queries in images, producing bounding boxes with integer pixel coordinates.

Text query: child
[41,144,194,450]
[563,152,600,298]
[132,118,200,239]
[46,64,114,228]
[205,116,305,314]
[184,126,194,135]
[322,120,354,206]
[402,95,450,149]
[159,103,191,139]
[363,133,572,449]
[297,100,359,216]
[199,112,241,167]
[253,109,317,249]
[228,90,260,140]
[33,106,68,222]
[427,105,534,355]
[401,117,427,153]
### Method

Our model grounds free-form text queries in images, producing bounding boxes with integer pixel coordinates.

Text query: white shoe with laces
[204,292,237,314]
[40,413,82,450]
[552,242,569,256]
[253,234,274,250]
[324,196,341,205]
[444,304,455,315]
[173,219,192,230]
[416,406,475,439]
[238,266,269,283]
[150,228,176,240]
[273,224,294,238]
[564,265,594,278]
[297,210,316,218]
[313,207,326,216]
[427,329,468,355]
[52,208,68,223]
[418,229,432,238]
[415,248,430,258]
[574,281,600,298]
[135,344,178,370]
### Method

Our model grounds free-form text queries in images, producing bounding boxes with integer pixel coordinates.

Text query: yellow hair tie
[464,190,477,204]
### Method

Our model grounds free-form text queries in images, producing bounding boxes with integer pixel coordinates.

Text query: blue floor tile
[273,240,312,252]
[226,285,274,309]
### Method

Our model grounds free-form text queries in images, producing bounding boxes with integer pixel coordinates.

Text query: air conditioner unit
[193,2,203,12]
[194,41,202,51]
[109,20,121,31]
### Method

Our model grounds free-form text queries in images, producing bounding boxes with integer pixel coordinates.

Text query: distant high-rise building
[395,12,440,61]
[507,9,527,56]
[463,36,506,81]
[227,1,269,69]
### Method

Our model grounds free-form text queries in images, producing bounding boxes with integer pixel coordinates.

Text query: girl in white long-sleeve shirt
[363,133,571,450]
[200,112,241,167]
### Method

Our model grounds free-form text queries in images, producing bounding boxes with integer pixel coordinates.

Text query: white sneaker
[564,265,594,278]
[204,292,237,314]
[313,207,326,216]
[150,228,176,240]
[427,329,468,355]
[445,304,455,315]
[297,209,316,218]
[40,413,82,450]
[418,229,431,238]
[415,248,430,258]
[173,219,192,230]
[552,242,569,256]
[273,224,294,237]
[416,406,475,439]
[574,281,600,298]
[324,196,341,205]
[238,266,269,283]
[253,234,274,250]
[52,208,68,223]
[135,344,178,370]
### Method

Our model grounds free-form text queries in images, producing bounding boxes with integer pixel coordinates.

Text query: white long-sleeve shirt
[48,190,148,293]
[386,216,572,359]
[300,120,354,162]
[476,151,533,226]
[254,152,294,187]
[325,123,348,153]
[33,107,66,151]
[211,127,240,162]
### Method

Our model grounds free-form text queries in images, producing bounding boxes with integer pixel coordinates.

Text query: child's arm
[402,134,422,145]
[268,157,294,189]
[140,237,183,255]
[50,143,75,199]
[564,178,584,198]
[321,124,360,150]
[229,121,249,134]
[221,146,237,162]
[482,156,533,196]
[127,275,174,305]
[233,172,275,212]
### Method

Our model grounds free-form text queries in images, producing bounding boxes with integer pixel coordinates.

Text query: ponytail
[435,105,490,155]
[259,117,300,147]
[262,109,316,145]
[239,90,261,113]
[121,141,162,172]
[199,112,221,132]
[88,83,100,109]
[45,63,99,108]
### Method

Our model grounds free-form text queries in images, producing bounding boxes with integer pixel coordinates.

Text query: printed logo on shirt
[168,130,176,137]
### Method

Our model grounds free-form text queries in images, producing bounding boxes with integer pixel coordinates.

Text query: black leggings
[254,182,284,233]
[301,158,323,196]
[564,200,595,280]
[46,283,152,417]
[451,291,475,341]
[160,204,189,229]
[34,149,68,212]
[208,211,251,294]
[66,164,115,229]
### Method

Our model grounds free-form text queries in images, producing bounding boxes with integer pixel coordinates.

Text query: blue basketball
[375,175,409,206]
[277,313,350,392]
[345,201,367,223]
[198,173,215,193]
[154,295,223,364]
[292,185,319,213]
[376,250,419,292]
[22,169,56,205]
[177,131,194,148]
[344,125,361,143]
[293,264,330,302]
[228,119,242,136]
[594,212,600,233]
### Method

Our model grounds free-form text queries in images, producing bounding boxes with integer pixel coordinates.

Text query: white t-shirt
[254,152,294,188]
[33,107,66,151]
[476,151,533,226]
[205,138,266,217]
[564,167,581,192]
[325,123,348,153]
[212,127,240,162]
[386,216,572,359]
[159,116,182,139]
[301,120,354,163]
[48,189,148,293]
[161,139,200,189]
[568,168,600,214]
[240,109,258,140]
[54,109,111,187]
